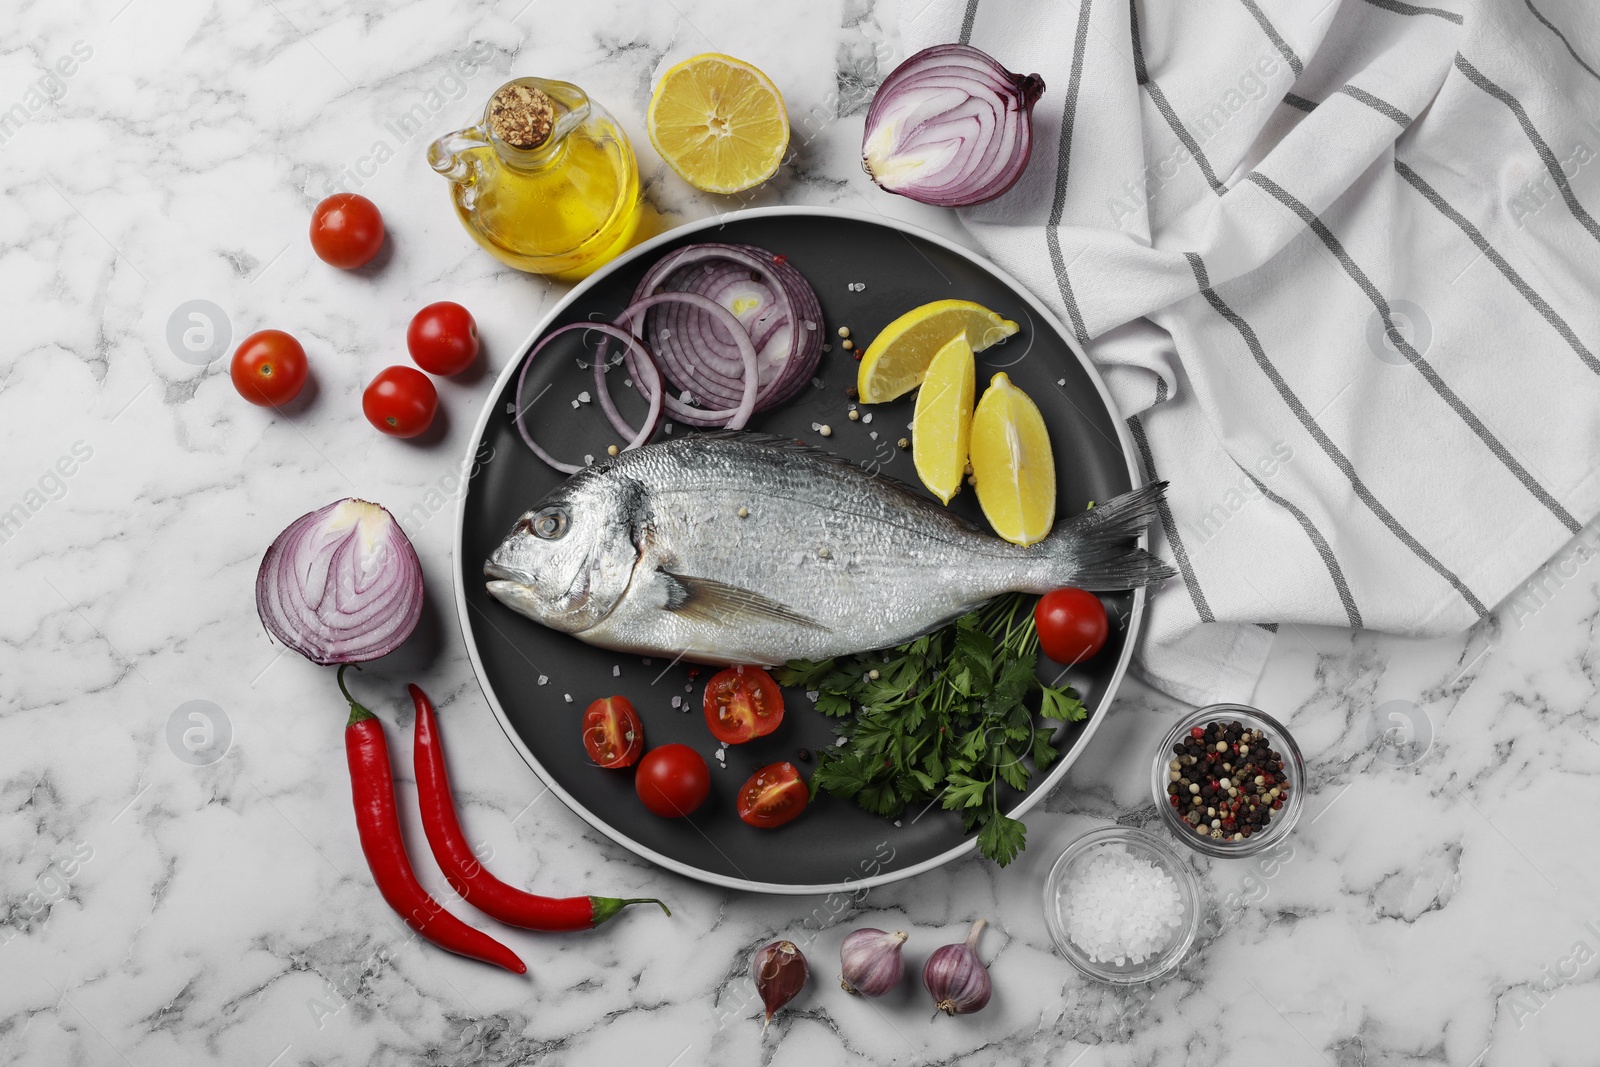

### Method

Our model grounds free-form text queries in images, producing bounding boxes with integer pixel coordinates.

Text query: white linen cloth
[895,0,1600,705]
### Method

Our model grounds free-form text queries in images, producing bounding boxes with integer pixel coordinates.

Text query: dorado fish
[484,433,1172,664]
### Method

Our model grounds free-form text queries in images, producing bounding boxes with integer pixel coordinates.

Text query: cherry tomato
[703,666,784,745]
[230,330,308,407]
[407,302,480,376]
[309,193,385,269]
[582,695,644,769]
[736,762,808,829]
[1035,588,1109,665]
[635,744,710,818]
[362,366,438,438]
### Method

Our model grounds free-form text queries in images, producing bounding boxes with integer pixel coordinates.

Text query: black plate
[454,207,1143,894]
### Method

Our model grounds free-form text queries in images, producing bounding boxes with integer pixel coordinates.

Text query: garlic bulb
[923,919,991,1016]
[839,928,907,997]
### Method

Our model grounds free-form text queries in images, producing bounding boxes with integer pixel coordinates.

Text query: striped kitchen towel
[895,0,1600,706]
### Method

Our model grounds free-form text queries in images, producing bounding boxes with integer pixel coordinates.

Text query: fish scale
[485,433,1172,664]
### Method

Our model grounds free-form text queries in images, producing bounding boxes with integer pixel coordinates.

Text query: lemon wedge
[857,300,1018,404]
[969,372,1055,545]
[912,334,976,504]
[647,54,789,194]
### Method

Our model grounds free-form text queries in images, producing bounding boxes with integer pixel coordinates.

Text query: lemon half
[647,53,788,194]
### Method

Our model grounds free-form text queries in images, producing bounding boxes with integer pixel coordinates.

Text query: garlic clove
[752,939,809,1029]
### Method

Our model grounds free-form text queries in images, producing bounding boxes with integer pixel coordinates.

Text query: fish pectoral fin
[659,571,828,632]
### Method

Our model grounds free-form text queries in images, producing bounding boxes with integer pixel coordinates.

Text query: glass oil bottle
[429,78,642,280]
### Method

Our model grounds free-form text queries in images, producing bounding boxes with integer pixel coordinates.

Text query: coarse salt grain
[1064,844,1183,966]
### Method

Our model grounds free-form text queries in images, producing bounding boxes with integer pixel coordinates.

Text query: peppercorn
[1166,717,1290,844]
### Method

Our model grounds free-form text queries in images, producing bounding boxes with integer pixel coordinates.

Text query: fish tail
[1037,481,1176,590]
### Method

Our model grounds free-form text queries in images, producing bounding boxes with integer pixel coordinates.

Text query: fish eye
[530,508,568,540]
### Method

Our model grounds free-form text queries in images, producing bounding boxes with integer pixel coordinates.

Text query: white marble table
[4,1,1598,1064]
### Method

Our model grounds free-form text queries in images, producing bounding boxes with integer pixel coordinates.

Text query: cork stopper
[489,84,556,149]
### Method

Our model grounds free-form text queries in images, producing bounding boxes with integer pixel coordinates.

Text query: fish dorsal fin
[659,570,828,632]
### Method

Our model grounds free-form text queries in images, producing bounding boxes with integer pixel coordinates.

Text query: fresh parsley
[774,594,1086,867]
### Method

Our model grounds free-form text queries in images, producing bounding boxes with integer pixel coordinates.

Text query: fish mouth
[484,560,533,585]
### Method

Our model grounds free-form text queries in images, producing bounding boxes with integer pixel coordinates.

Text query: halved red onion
[862,44,1044,208]
[256,499,423,665]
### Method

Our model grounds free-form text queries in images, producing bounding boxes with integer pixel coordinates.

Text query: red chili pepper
[410,684,669,931]
[339,668,526,974]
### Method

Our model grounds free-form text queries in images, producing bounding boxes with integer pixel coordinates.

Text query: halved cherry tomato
[1035,588,1109,665]
[736,762,808,829]
[581,695,643,769]
[635,744,710,818]
[703,666,784,745]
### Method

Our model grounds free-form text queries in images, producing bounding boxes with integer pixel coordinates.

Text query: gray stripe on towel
[1131,0,1227,195]
[1245,471,1365,628]
[1047,0,1096,347]
[1455,53,1600,248]
[1238,0,1304,77]
[1337,85,1412,126]
[1183,250,1489,617]
[1359,0,1463,24]
[1524,0,1600,82]
[1244,170,1581,534]
[1394,158,1599,377]
[1128,413,1214,623]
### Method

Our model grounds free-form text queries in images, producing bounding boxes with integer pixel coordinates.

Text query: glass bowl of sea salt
[1043,826,1202,984]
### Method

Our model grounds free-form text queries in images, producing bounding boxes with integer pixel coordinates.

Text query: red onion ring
[508,242,817,473]
[615,291,759,429]
[513,322,662,473]
[629,243,823,412]
[862,44,1045,208]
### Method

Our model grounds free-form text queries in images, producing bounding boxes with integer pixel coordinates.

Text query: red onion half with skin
[255,499,424,665]
[862,44,1045,207]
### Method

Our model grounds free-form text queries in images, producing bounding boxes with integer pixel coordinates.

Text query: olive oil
[430,78,642,281]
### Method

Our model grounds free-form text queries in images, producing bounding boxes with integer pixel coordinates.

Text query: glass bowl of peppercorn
[1151,704,1305,858]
